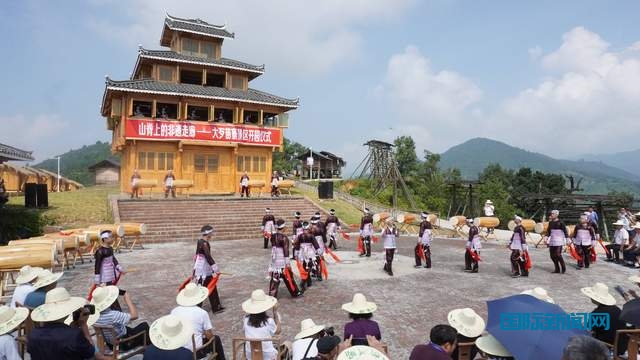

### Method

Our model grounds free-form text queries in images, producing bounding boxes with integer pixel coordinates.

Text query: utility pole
[56,156,61,192]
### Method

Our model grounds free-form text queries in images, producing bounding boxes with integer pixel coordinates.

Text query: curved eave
[133,53,264,80]
[101,85,299,115]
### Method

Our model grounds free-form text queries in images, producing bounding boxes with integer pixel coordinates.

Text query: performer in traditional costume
[291,211,303,260]
[325,209,341,250]
[261,208,276,249]
[130,169,141,199]
[382,219,398,276]
[240,172,250,198]
[544,210,568,274]
[465,218,481,273]
[414,212,432,268]
[359,208,374,257]
[163,169,176,198]
[268,219,302,298]
[509,216,528,277]
[483,200,495,234]
[310,217,325,281]
[572,215,597,269]
[193,225,224,313]
[94,230,125,310]
[314,212,328,245]
[294,221,320,291]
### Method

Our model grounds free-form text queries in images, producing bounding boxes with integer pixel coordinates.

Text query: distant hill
[439,138,640,195]
[34,141,119,186]
[575,149,640,178]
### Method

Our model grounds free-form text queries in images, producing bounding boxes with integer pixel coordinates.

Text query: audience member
[447,308,484,360]
[292,318,325,360]
[93,286,150,351]
[580,282,630,355]
[0,305,29,360]
[27,288,95,360]
[24,269,63,308]
[562,335,609,360]
[9,265,42,308]
[409,324,458,360]
[316,335,343,359]
[608,220,629,263]
[341,293,381,345]
[171,283,226,359]
[521,287,555,303]
[143,314,194,360]
[242,289,280,360]
[475,333,514,360]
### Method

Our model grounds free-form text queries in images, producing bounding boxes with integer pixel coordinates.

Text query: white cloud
[0,114,71,161]
[376,28,640,158]
[373,45,482,153]
[528,46,543,61]
[88,0,414,76]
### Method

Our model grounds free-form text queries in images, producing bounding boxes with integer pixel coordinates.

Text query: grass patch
[290,187,363,227]
[7,185,119,228]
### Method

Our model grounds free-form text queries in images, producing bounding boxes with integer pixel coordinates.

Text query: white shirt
[9,283,35,308]
[0,334,21,360]
[243,317,277,360]
[171,305,212,350]
[484,205,494,216]
[614,229,630,246]
[292,338,318,360]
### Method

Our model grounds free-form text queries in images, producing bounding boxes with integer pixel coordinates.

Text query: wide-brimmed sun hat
[521,287,555,303]
[476,333,512,357]
[90,286,120,312]
[581,283,616,306]
[149,314,194,350]
[31,288,86,322]
[337,345,389,360]
[242,289,277,314]
[447,308,485,338]
[0,305,29,335]
[342,293,377,314]
[295,318,325,339]
[32,269,64,290]
[177,283,209,307]
[15,265,43,285]
[613,220,625,226]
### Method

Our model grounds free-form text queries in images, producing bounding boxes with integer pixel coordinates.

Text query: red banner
[124,119,282,147]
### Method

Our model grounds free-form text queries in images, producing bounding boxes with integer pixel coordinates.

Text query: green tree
[272,138,307,174]
[394,136,419,177]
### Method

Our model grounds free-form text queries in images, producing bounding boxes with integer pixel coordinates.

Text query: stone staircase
[116,196,329,243]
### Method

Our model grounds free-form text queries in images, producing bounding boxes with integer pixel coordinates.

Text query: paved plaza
[59,235,639,359]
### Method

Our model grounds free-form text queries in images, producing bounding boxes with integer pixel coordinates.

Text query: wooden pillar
[239,108,244,124]
[209,105,215,122]
[202,69,207,85]
[259,110,264,125]
[152,100,157,119]
[176,143,183,178]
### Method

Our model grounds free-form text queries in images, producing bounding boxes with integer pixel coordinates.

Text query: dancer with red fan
[465,218,481,273]
[193,225,224,314]
[414,212,433,268]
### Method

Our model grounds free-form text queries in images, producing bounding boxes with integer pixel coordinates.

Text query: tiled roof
[164,13,234,40]
[137,48,264,77]
[102,78,299,112]
[0,143,34,162]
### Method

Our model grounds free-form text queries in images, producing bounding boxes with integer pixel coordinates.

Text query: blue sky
[2,0,640,172]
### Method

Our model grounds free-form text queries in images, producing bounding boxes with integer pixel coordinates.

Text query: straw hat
[242,289,277,314]
[0,306,29,336]
[32,269,64,290]
[15,265,43,285]
[31,288,86,322]
[342,293,377,314]
[337,345,389,360]
[149,314,194,351]
[521,287,555,303]
[176,283,209,307]
[295,318,325,339]
[613,220,625,226]
[476,333,512,357]
[447,308,485,338]
[90,286,120,312]
[485,200,493,205]
[629,275,640,284]
[581,283,617,306]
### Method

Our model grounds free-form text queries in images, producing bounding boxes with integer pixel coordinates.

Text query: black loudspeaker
[25,183,38,208]
[36,184,48,208]
[318,181,334,199]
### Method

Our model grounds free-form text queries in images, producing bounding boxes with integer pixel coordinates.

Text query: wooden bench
[94,324,148,359]
[232,336,290,360]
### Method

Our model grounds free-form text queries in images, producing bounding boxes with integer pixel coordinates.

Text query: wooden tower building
[100,14,299,194]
